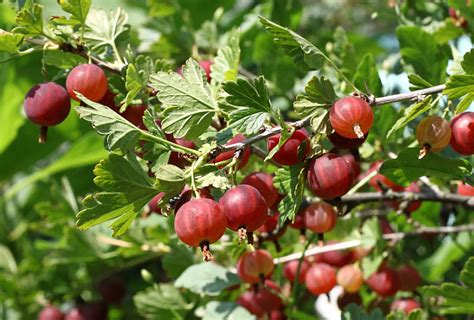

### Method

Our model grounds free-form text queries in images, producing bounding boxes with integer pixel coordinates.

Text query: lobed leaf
[274,163,306,225]
[353,53,383,96]
[0,30,24,53]
[58,0,91,24]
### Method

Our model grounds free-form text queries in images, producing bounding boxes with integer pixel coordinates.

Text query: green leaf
[342,304,384,320]
[154,164,186,190]
[0,245,17,273]
[408,74,433,90]
[151,58,217,139]
[75,92,141,152]
[58,0,91,24]
[294,76,336,118]
[13,1,43,36]
[353,53,383,96]
[175,263,240,296]
[386,97,433,138]
[444,74,474,99]
[259,16,325,71]
[274,163,306,224]
[211,29,240,85]
[42,50,87,69]
[219,76,273,135]
[134,284,191,319]
[84,8,129,55]
[456,94,474,113]
[0,30,24,53]
[397,26,451,84]
[387,309,427,320]
[162,242,194,279]
[461,48,474,74]
[432,19,465,44]
[461,257,474,289]
[380,148,472,187]
[76,153,158,236]
[200,301,255,320]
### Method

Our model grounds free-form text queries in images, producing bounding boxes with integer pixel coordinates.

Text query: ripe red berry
[341,152,361,178]
[337,264,363,293]
[99,277,126,304]
[254,285,283,314]
[390,299,421,314]
[237,291,265,317]
[389,182,422,213]
[416,116,451,158]
[397,265,421,292]
[379,217,394,235]
[337,291,362,310]
[65,303,107,320]
[283,259,310,284]
[237,249,274,284]
[199,60,213,82]
[147,192,165,215]
[267,128,310,166]
[24,82,71,143]
[458,182,474,196]
[368,161,403,192]
[169,138,196,167]
[307,153,354,199]
[303,202,337,234]
[328,131,368,149]
[213,134,251,169]
[257,212,279,234]
[290,214,305,230]
[366,266,400,297]
[242,172,279,207]
[122,104,147,128]
[305,263,337,295]
[219,185,268,242]
[174,187,213,212]
[330,96,373,139]
[450,112,474,156]
[39,305,64,320]
[66,64,108,102]
[319,242,354,268]
[269,310,287,320]
[174,198,227,261]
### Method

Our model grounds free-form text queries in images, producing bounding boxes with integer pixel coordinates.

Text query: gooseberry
[366,266,400,297]
[397,264,422,292]
[283,259,310,284]
[267,128,310,166]
[458,182,474,196]
[390,299,421,314]
[39,305,64,320]
[66,64,108,102]
[99,277,126,304]
[305,263,337,295]
[336,264,363,293]
[328,131,368,149]
[416,115,451,158]
[237,249,274,284]
[303,202,337,234]
[242,172,279,207]
[450,112,474,156]
[330,96,373,139]
[213,134,251,169]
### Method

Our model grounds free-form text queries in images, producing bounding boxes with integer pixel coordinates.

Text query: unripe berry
[416,116,451,158]
[283,259,310,284]
[237,249,274,284]
[450,112,474,156]
[307,153,354,199]
[330,96,373,139]
[337,264,363,293]
[39,305,64,320]
[242,172,279,207]
[305,263,337,295]
[390,299,421,314]
[24,82,71,143]
[174,198,227,261]
[66,64,108,102]
[267,128,310,166]
[302,202,337,234]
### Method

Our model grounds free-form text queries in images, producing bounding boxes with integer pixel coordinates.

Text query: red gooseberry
[242,172,280,207]
[390,299,421,314]
[366,266,400,297]
[24,82,71,143]
[415,115,451,158]
[169,138,196,167]
[174,198,227,261]
[390,182,422,213]
[39,305,64,320]
[450,112,474,156]
[99,277,126,304]
[174,187,213,212]
[237,249,274,284]
[267,128,310,166]
[307,153,354,199]
[330,96,373,139]
[319,242,354,268]
[328,131,368,149]
[458,182,474,196]
[254,286,283,314]
[305,263,337,295]
[219,185,268,242]
[64,303,107,320]
[397,264,422,292]
[368,161,403,192]
[199,60,213,82]
[147,192,165,215]
[213,134,251,169]
[337,291,362,310]
[337,264,363,293]
[303,202,337,234]
[257,212,279,234]
[269,310,287,320]
[237,291,264,317]
[66,64,108,102]
[283,259,310,284]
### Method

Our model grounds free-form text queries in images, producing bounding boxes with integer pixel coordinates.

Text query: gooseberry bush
[1,1,474,319]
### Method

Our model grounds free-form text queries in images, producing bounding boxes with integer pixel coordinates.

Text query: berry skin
[254,285,283,314]
[337,264,363,293]
[174,198,227,261]
[219,185,268,241]
[237,249,274,284]
[174,187,213,212]
[39,305,64,320]
[242,172,279,207]
[458,182,474,196]
[283,259,310,284]
[390,299,421,314]
[169,138,196,167]
[257,212,279,234]
[267,128,310,166]
[237,291,265,317]
[122,104,147,128]
[305,263,337,295]
[366,266,400,298]
[330,96,373,139]
[416,116,451,158]
[303,202,337,234]
[307,153,354,199]
[397,265,422,292]
[64,303,108,320]
[199,60,213,82]
[24,82,71,143]
[319,241,354,268]
[213,134,251,169]
[290,214,305,230]
[99,277,126,304]
[342,152,361,178]
[328,131,368,149]
[450,112,474,156]
[147,192,165,215]
[66,64,108,102]
[337,291,362,310]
